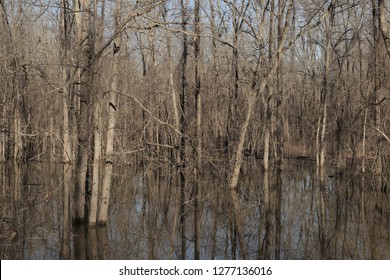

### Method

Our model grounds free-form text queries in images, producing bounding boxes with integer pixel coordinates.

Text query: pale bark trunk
[320,105,327,168]
[89,100,102,225]
[60,0,72,259]
[97,0,122,225]
[73,0,93,222]
[316,96,327,172]
[230,94,256,190]
[164,28,180,168]
[90,0,105,224]
[167,45,180,132]
[362,109,367,173]
[316,13,332,173]
[13,92,22,161]
[264,0,275,172]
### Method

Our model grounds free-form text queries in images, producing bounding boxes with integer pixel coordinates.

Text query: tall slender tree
[97,0,122,225]
[60,0,72,259]
[178,0,189,260]
[193,0,202,260]
[73,0,94,222]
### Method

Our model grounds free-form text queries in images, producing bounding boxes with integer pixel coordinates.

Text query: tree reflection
[1,160,390,259]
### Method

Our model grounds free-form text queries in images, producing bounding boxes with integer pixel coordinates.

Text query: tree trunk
[89,0,105,225]
[193,0,201,260]
[97,0,122,225]
[60,0,72,259]
[226,0,245,155]
[13,87,22,161]
[275,0,284,167]
[178,0,189,260]
[316,12,333,173]
[274,1,284,260]
[230,189,248,259]
[372,0,382,176]
[264,0,275,172]
[73,0,94,223]
[89,100,102,225]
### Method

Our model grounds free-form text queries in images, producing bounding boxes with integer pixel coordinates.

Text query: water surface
[1,160,389,259]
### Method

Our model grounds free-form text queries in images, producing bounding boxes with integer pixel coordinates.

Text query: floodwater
[1,159,389,259]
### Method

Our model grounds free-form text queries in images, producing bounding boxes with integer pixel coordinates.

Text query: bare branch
[122,92,182,136]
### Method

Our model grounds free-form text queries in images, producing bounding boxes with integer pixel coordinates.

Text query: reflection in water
[1,160,390,259]
[61,163,72,259]
[230,188,248,259]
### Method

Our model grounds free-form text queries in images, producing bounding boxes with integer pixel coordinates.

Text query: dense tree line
[1,0,390,258]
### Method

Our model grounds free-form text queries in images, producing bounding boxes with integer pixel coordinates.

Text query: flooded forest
[1,0,390,259]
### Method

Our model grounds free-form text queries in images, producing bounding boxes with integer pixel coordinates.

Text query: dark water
[1,160,389,259]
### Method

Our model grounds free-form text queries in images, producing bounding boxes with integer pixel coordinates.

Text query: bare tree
[316,3,334,175]
[73,0,94,222]
[193,0,202,260]
[97,0,122,225]
[60,0,72,258]
[178,0,189,260]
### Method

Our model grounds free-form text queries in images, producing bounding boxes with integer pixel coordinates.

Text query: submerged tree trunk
[89,100,101,225]
[193,0,202,260]
[263,169,272,259]
[274,1,284,259]
[264,0,275,172]
[97,0,122,225]
[73,0,94,222]
[316,10,333,174]
[60,0,72,259]
[178,0,189,260]
[89,0,105,225]
[230,189,248,259]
